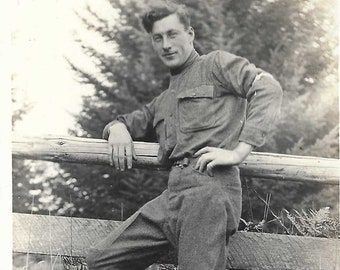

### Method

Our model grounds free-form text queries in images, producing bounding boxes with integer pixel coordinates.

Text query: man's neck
[170,50,199,75]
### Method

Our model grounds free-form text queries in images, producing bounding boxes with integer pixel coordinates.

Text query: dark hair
[142,0,191,33]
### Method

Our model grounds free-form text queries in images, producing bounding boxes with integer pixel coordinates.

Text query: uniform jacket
[103,50,283,164]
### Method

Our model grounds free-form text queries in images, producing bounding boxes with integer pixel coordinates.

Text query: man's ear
[150,35,156,49]
[188,26,195,40]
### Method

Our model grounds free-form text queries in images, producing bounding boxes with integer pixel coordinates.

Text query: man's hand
[106,122,136,171]
[193,142,253,176]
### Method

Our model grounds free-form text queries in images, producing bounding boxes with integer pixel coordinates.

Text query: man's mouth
[163,52,177,58]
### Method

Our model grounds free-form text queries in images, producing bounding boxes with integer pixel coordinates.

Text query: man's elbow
[254,72,283,99]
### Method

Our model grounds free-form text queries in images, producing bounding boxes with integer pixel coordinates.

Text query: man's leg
[87,190,172,270]
[176,185,229,270]
[168,166,242,270]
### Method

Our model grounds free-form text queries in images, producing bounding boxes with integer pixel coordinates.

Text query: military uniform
[87,50,283,270]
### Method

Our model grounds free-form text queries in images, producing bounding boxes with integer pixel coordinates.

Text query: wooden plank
[13,213,340,270]
[12,135,339,184]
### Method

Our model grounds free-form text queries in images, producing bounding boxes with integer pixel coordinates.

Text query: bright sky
[12,0,115,136]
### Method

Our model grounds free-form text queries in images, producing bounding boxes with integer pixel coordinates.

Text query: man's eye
[153,36,162,42]
[169,32,177,38]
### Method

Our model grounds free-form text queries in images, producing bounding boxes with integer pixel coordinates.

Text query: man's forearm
[233,141,254,163]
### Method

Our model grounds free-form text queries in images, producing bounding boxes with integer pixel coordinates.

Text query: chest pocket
[177,85,219,133]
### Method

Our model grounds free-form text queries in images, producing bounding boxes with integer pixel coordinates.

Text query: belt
[172,157,190,168]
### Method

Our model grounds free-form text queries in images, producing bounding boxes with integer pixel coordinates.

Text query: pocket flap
[177,85,214,99]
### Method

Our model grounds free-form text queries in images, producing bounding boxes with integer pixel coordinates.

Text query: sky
[12,0,115,136]
[12,0,83,135]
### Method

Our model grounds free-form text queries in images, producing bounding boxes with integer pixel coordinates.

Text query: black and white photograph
[5,0,339,269]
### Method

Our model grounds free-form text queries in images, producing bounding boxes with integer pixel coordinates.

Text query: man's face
[151,13,194,69]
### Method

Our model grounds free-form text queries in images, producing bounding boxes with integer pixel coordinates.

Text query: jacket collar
[170,50,199,75]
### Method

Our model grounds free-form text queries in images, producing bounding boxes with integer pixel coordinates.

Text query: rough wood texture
[12,135,339,184]
[13,213,340,270]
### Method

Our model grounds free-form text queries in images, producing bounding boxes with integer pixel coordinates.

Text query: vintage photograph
[10,0,339,269]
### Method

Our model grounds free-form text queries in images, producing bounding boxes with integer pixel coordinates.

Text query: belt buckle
[182,157,189,167]
[176,157,189,169]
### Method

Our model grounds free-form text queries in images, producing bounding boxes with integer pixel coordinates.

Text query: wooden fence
[12,136,340,269]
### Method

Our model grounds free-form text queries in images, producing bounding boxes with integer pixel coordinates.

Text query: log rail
[12,135,340,184]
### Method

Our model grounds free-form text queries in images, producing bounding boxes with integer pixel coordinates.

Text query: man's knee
[86,247,145,270]
[86,248,101,269]
[86,248,114,270]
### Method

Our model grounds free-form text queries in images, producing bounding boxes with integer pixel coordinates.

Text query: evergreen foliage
[284,207,339,238]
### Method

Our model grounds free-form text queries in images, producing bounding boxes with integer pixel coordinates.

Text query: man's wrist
[103,120,127,140]
[108,122,126,135]
[233,142,254,163]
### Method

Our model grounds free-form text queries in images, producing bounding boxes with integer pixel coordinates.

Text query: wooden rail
[12,135,340,184]
[12,213,340,270]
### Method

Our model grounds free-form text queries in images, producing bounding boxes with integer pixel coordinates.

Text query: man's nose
[162,37,171,51]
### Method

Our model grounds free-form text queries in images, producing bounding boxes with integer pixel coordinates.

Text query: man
[87,1,282,269]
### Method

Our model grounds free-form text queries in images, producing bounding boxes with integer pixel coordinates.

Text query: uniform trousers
[87,161,242,270]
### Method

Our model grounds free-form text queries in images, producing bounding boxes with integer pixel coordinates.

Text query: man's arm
[194,142,253,176]
[212,50,283,148]
[194,51,282,173]
[103,98,157,171]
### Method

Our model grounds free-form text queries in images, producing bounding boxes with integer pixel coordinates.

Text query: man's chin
[162,60,180,69]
